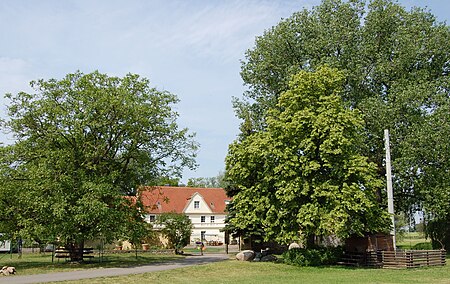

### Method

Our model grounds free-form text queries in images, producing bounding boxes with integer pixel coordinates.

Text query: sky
[0,0,449,184]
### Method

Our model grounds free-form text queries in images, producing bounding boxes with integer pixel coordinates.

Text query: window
[201,216,206,223]
[149,215,156,222]
[194,201,200,209]
[210,216,215,223]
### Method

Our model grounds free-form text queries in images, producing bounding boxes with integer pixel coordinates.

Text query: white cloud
[152,1,304,62]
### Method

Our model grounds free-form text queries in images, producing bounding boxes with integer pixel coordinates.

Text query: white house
[0,236,10,252]
[138,186,231,244]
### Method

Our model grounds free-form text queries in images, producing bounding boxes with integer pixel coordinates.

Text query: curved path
[0,254,230,284]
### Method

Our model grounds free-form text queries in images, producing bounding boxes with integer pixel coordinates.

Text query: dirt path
[0,254,230,284]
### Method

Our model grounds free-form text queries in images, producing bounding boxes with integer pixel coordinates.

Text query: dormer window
[194,201,200,209]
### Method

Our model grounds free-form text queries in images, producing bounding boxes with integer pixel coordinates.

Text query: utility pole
[384,129,396,250]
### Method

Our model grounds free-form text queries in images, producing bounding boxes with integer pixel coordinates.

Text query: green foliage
[412,242,433,250]
[123,211,155,249]
[283,247,344,266]
[426,214,450,249]
[156,212,193,253]
[187,172,226,188]
[234,0,450,250]
[394,212,408,242]
[153,176,181,186]
[0,71,198,254]
[416,221,425,233]
[226,67,391,245]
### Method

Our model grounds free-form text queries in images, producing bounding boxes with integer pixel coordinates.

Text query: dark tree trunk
[306,234,316,248]
[66,241,84,262]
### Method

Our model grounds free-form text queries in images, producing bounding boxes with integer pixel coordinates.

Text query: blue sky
[1,0,449,183]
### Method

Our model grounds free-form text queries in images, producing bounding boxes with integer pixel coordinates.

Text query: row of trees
[0,0,448,260]
[225,0,450,248]
[0,71,198,260]
[186,172,226,188]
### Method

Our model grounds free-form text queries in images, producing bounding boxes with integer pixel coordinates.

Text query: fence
[375,250,446,268]
[341,249,446,268]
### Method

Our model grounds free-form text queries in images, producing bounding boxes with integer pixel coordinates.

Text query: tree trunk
[66,241,84,262]
[306,234,316,248]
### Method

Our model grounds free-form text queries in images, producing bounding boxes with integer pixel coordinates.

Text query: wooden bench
[54,248,94,261]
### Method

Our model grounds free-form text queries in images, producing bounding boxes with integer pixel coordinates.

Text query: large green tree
[232,0,450,247]
[226,67,391,246]
[0,71,198,260]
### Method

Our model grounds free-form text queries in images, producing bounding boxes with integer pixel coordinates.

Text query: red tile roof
[138,186,230,214]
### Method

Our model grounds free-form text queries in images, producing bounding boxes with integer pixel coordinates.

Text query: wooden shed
[345,233,394,253]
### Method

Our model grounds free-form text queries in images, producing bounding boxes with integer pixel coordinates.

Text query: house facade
[138,186,231,244]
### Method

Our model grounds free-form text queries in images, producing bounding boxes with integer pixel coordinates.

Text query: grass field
[3,234,448,284]
[55,258,450,284]
[0,251,182,275]
[396,232,432,250]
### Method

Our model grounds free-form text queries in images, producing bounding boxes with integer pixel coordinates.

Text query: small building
[138,186,231,245]
[345,233,395,252]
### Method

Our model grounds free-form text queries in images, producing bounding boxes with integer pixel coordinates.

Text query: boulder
[261,254,278,262]
[0,266,16,276]
[235,250,255,261]
[7,267,16,275]
[253,252,262,262]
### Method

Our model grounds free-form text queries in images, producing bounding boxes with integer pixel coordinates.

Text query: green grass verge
[55,258,450,284]
[182,247,225,254]
[0,252,182,275]
[397,232,431,250]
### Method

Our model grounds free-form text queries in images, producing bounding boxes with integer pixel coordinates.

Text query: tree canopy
[231,0,450,247]
[226,67,391,245]
[156,212,193,254]
[187,172,226,188]
[0,71,198,258]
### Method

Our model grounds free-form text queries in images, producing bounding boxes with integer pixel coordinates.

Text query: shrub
[412,242,433,250]
[282,246,343,266]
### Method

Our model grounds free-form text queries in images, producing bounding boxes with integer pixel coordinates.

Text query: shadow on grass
[0,253,183,275]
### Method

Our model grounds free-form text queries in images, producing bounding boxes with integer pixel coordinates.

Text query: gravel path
[0,254,230,284]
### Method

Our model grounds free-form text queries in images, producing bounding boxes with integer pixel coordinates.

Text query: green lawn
[56,258,450,284]
[0,251,182,275]
[397,232,432,250]
[3,238,449,284]
[183,246,225,254]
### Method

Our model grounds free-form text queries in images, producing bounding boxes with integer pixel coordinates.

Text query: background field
[397,232,433,250]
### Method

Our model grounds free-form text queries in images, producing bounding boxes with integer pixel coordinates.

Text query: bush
[282,246,343,266]
[412,242,433,250]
